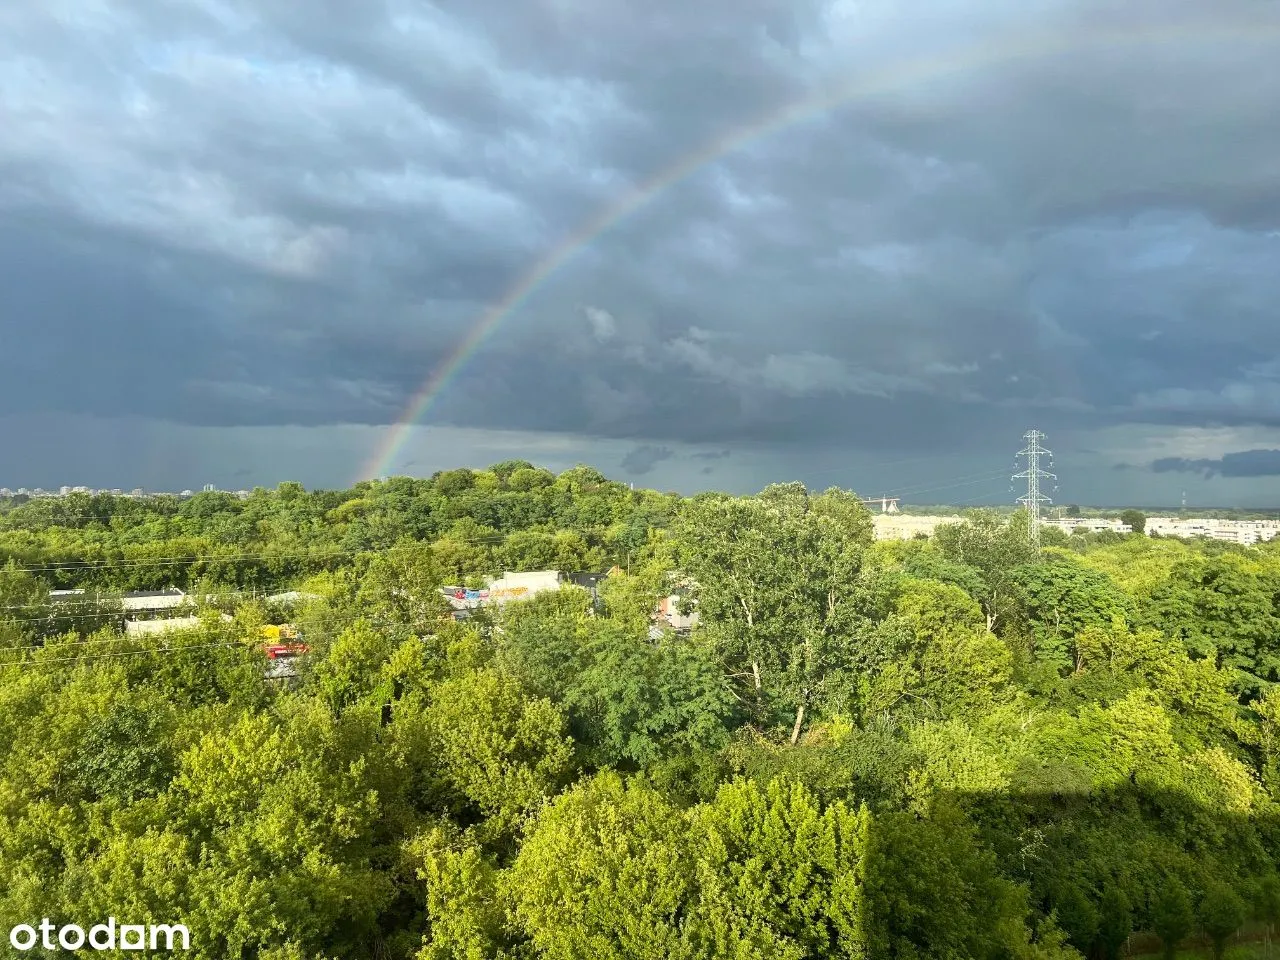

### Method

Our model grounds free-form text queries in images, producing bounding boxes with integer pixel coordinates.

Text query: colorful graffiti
[488,586,530,600]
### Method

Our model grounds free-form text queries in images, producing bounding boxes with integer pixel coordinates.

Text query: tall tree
[1145,555,1280,696]
[1120,510,1147,535]
[934,511,1038,632]
[1096,885,1132,960]
[1152,879,1194,960]
[564,623,738,767]
[1007,553,1132,674]
[1200,881,1246,960]
[675,487,874,740]
[1257,873,1280,957]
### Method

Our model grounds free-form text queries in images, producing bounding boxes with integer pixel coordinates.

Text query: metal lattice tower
[1012,429,1056,544]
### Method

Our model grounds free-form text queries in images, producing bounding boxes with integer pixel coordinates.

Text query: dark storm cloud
[620,445,675,475]
[2,0,1280,491]
[1152,449,1280,478]
[0,208,449,427]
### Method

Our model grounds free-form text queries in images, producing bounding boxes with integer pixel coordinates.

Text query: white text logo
[8,919,190,952]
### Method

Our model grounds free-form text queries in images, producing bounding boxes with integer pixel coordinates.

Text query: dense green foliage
[2,469,1279,958]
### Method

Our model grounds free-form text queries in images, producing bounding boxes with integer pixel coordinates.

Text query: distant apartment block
[1041,518,1132,534]
[1144,517,1280,545]
[1036,515,1280,544]
[876,513,1280,546]
[872,514,963,540]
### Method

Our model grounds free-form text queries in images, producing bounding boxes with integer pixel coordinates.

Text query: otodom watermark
[9,918,189,952]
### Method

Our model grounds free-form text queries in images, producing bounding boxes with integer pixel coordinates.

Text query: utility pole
[1012,429,1056,546]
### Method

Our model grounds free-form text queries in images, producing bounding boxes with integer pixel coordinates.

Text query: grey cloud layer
[2,0,1279,486]
[1152,449,1280,478]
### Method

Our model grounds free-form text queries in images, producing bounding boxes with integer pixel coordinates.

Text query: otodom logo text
[8,918,190,952]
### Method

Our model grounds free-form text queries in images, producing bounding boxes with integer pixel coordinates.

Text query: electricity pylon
[1012,429,1056,545]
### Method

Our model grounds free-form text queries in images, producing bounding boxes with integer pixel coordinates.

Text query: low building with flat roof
[442,570,569,611]
[120,588,189,613]
[51,588,189,614]
[1041,518,1131,534]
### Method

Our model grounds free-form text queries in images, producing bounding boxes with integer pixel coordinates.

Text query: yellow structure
[253,624,298,643]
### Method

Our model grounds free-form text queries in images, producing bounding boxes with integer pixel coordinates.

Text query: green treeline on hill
[0,465,665,591]
[3,466,1280,959]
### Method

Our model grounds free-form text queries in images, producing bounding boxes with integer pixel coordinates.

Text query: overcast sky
[2,0,1279,506]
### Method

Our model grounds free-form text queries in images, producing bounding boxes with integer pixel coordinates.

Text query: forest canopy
[2,469,1279,959]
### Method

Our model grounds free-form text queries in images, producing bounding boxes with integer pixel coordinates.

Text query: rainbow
[358,12,1276,483]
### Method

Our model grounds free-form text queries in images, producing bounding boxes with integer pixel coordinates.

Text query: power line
[0,621,311,657]
[0,608,424,663]
[0,591,253,612]
[1,609,137,628]
[0,534,528,576]
[2,592,332,625]
[0,641,243,668]
[890,470,1012,500]
[0,507,400,526]
[0,547,360,572]
[0,628,213,651]
[951,488,1005,506]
